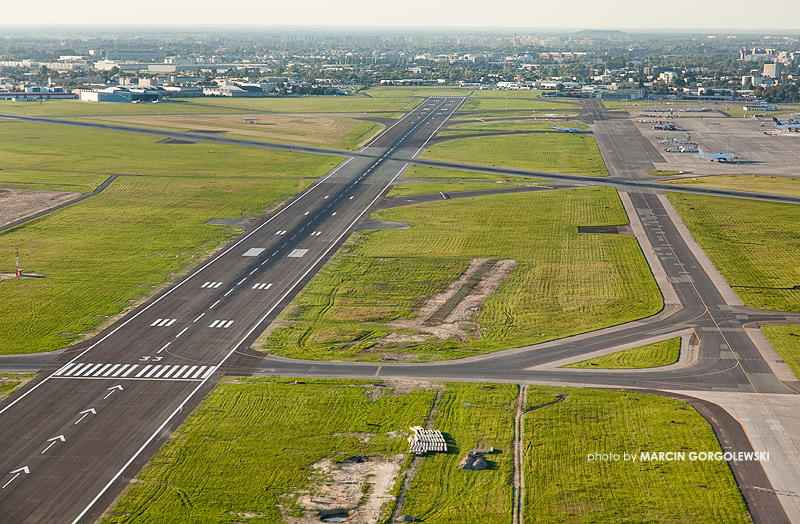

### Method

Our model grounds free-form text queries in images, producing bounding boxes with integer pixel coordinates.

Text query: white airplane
[773,117,800,132]
[552,124,582,133]
[697,147,735,162]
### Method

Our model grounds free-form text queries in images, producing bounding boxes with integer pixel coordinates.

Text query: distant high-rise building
[763,62,782,79]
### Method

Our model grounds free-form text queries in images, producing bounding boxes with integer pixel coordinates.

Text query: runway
[0,97,465,523]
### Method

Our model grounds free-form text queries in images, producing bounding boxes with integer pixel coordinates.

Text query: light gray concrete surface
[677,391,800,522]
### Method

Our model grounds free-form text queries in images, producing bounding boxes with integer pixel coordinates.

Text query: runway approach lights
[15,247,23,277]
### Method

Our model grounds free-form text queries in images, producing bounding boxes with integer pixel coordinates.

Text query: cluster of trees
[753,83,800,103]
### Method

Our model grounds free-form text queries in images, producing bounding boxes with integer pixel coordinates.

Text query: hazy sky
[5,0,800,29]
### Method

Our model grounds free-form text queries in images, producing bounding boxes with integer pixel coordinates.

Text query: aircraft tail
[774,117,781,125]
[697,147,705,156]
[552,124,558,130]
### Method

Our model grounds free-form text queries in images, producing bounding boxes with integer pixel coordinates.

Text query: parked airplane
[773,117,800,131]
[552,124,582,133]
[697,147,735,162]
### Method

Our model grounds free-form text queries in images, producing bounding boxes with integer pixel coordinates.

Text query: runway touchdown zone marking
[201,281,223,288]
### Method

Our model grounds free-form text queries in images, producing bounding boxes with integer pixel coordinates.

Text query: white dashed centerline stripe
[175,327,189,338]
[193,313,205,323]
[210,300,220,309]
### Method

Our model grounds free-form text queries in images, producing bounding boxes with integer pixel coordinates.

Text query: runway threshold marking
[52,363,216,381]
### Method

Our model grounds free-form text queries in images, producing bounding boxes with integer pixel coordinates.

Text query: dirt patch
[379,258,517,346]
[285,455,404,524]
[158,137,197,144]
[577,224,633,235]
[0,188,82,226]
[458,454,488,470]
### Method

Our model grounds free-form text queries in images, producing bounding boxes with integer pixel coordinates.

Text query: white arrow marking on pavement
[42,435,66,454]
[2,466,30,489]
[75,408,97,425]
[104,385,123,400]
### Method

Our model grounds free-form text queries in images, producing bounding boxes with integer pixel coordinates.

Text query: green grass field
[471,90,542,98]
[0,374,34,401]
[100,378,437,524]
[387,181,538,197]
[459,98,579,111]
[78,112,383,150]
[0,99,242,116]
[420,133,608,176]
[562,337,681,369]
[402,166,539,183]
[0,170,108,192]
[665,175,800,197]
[762,325,800,380]
[402,383,517,524]
[174,96,421,113]
[0,123,341,354]
[447,120,587,132]
[361,86,471,98]
[523,387,751,523]
[99,379,749,524]
[650,170,685,176]
[260,188,662,361]
[667,193,800,312]
[0,96,419,116]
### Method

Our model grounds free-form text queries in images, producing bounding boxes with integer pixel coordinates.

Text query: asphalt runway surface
[2,96,800,523]
[0,97,466,523]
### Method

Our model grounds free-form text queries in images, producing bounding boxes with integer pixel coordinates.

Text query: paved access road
[0,97,466,524]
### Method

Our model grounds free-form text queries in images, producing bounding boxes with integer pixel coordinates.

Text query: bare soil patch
[0,188,81,226]
[285,455,404,524]
[380,258,516,345]
[577,224,633,235]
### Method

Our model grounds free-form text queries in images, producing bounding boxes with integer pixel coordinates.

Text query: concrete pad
[678,391,800,522]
